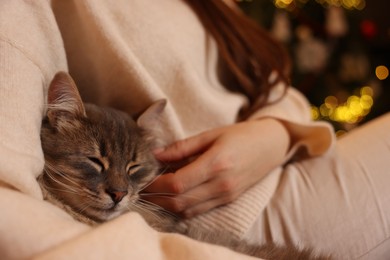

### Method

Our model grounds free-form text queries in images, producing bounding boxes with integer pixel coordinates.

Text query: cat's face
[40,72,162,222]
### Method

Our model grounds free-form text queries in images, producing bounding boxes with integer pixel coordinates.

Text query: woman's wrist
[249,117,291,159]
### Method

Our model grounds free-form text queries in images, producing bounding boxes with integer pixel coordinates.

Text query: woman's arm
[144,83,334,217]
[144,118,290,217]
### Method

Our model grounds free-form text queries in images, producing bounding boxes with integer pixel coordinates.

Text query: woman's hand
[142,118,290,218]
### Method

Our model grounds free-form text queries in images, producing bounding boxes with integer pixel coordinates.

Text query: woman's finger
[143,175,244,215]
[154,129,222,162]
[147,143,224,194]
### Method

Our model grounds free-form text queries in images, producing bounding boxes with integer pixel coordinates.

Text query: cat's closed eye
[87,157,105,172]
[127,163,142,175]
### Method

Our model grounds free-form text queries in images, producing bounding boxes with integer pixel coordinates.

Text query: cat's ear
[137,100,168,148]
[137,99,166,130]
[46,71,86,128]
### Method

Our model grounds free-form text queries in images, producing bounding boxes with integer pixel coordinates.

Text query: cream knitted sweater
[0,0,334,259]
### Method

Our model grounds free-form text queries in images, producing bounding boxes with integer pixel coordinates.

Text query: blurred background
[238,0,390,134]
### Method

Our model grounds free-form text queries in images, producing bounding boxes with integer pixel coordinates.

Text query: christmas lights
[375,66,389,81]
[273,0,366,10]
[311,86,374,124]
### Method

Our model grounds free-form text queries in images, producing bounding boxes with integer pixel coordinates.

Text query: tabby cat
[38,72,329,259]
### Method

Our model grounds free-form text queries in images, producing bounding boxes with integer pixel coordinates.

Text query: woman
[0,0,389,259]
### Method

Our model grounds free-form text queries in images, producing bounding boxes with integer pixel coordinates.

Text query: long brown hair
[183,0,291,119]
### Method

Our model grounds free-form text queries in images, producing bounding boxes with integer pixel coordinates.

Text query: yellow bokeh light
[349,102,363,116]
[274,0,293,8]
[277,0,365,9]
[360,86,373,96]
[347,95,359,105]
[355,0,366,10]
[320,104,332,117]
[360,95,373,109]
[341,0,365,9]
[325,96,338,109]
[311,106,320,120]
[311,86,374,124]
[375,65,389,80]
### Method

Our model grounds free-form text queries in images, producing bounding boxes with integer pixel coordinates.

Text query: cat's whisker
[137,199,179,220]
[138,163,171,191]
[43,169,82,194]
[47,175,82,194]
[43,185,80,195]
[131,203,162,221]
[140,192,177,197]
[45,164,76,186]
[137,198,166,212]
[130,202,172,226]
[41,173,79,194]
[45,163,84,189]
[141,192,203,201]
[82,188,100,199]
[139,162,187,193]
[138,173,164,192]
[133,199,163,213]
[76,200,95,215]
[158,164,171,175]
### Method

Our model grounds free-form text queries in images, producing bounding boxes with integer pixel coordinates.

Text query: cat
[38,71,330,259]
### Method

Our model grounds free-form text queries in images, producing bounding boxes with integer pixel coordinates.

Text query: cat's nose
[106,189,128,203]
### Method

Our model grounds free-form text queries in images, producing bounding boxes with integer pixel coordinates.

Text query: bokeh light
[274,0,366,10]
[311,86,374,124]
[375,65,389,80]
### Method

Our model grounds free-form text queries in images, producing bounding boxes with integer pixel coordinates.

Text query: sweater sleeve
[247,82,335,160]
[183,83,335,240]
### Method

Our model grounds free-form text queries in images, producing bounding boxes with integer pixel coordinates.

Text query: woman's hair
[183,0,291,119]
